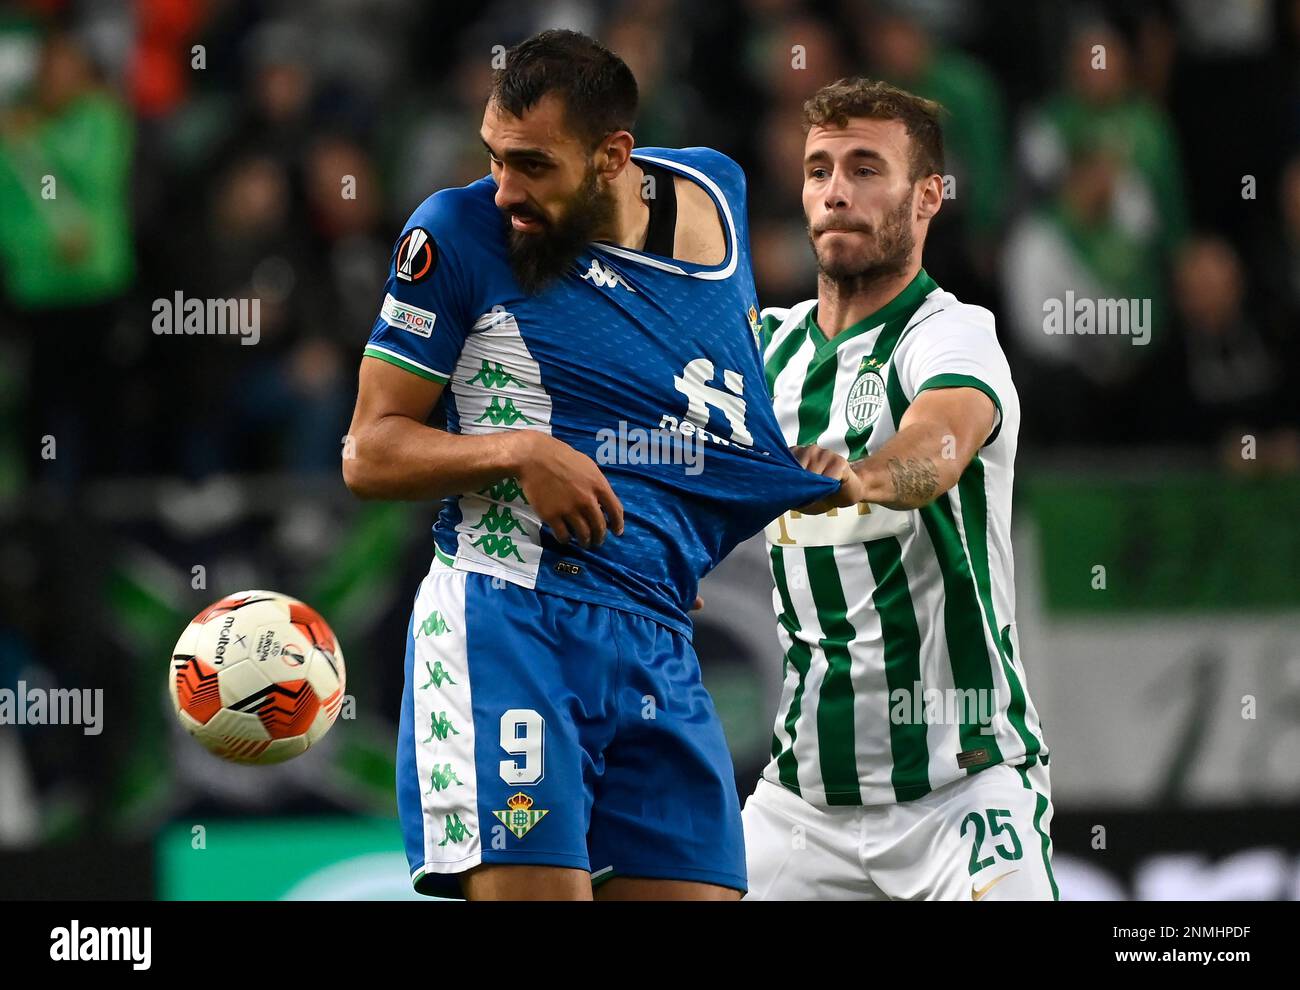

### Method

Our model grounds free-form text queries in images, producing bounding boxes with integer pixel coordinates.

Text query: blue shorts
[396,550,746,895]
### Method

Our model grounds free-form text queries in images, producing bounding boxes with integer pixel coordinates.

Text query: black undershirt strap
[637,160,678,258]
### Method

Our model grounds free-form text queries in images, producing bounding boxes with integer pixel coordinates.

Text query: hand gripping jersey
[365,148,838,636]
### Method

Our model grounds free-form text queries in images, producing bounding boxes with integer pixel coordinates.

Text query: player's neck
[602,161,651,251]
[816,261,922,339]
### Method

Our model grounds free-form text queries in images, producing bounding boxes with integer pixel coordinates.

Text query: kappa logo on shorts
[494,792,548,839]
[439,813,474,846]
[415,609,451,638]
[419,659,457,689]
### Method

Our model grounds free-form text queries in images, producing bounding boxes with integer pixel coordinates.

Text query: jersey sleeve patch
[365,190,479,382]
[380,293,437,337]
[395,227,438,284]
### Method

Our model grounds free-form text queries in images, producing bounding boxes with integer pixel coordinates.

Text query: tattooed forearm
[885,456,940,508]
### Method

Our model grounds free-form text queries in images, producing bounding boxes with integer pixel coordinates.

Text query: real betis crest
[494,791,548,839]
[747,304,761,338]
[846,358,886,432]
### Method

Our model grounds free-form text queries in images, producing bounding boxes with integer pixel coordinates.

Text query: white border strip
[364,343,451,381]
[596,153,739,281]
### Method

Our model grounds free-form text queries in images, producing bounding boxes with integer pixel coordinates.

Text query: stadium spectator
[1173,235,1298,470]
[0,29,134,482]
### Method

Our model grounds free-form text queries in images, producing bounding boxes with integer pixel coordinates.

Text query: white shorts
[742,762,1057,900]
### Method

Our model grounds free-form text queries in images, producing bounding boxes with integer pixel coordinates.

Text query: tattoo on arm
[886,456,939,507]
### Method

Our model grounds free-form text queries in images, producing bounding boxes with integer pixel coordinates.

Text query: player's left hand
[792,445,869,514]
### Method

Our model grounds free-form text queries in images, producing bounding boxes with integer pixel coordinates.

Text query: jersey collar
[807,268,938,357]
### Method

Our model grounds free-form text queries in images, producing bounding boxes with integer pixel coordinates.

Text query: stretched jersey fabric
[365,147,838,636]
[757,269,1049,807]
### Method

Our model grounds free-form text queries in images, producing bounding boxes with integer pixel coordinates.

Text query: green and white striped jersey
[758,268,1048,807]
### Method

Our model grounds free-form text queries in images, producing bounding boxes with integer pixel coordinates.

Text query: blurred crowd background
[1,0,1298,900]
[2,0,1298,484]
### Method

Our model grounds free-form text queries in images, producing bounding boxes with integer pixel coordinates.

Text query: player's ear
[916,172,943,221]
[596,130,635,180]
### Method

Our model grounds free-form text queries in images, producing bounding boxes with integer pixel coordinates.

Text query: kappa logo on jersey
[846,365,887,432]
[380,293,437,337]
[396,227,437,284]
[580,258,635,292]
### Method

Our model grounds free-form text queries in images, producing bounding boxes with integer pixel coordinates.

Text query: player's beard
[808,190,916,296]
[505,166,615,295]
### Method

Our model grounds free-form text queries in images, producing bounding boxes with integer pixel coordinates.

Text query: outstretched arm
[794,385,996,512]
[853,386,996,509]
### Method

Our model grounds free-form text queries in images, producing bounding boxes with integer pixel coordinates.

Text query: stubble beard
[809,191,916,299]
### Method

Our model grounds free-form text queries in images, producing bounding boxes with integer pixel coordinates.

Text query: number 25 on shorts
[960,808,1024,874]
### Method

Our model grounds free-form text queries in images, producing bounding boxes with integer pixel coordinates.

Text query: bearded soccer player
[743,79,1056,900]
[343,30,838,901]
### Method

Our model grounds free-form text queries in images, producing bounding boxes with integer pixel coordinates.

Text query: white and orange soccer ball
[169,590,346,764]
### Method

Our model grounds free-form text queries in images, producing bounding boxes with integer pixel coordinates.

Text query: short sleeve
[892,304,1011,445]
[363,193,475,384]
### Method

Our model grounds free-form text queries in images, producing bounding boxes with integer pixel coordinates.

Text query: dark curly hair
[490,29,638,150]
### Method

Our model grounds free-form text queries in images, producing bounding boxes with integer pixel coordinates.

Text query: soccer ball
[170,590,346,765]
